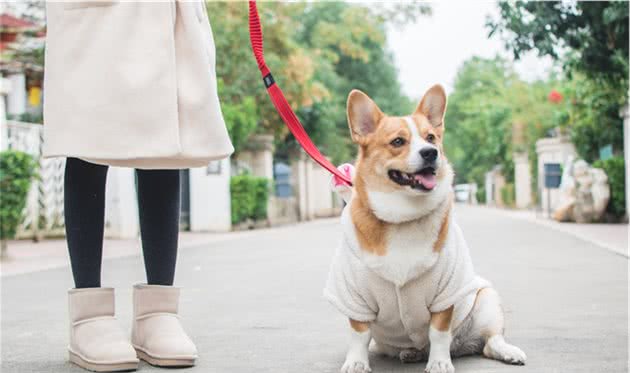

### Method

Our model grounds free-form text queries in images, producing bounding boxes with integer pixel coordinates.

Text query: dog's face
[347,85,450,197]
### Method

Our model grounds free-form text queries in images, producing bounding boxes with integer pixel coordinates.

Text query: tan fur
[415,84,447,128]
[349,319,370,333]
[433,202,451,253]
[430,305,454,332]
[351,177,388,256]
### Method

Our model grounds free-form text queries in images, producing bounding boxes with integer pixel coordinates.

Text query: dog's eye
[426,134,436,143]
[390,137,406,147]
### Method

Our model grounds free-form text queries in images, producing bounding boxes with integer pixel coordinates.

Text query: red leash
[248,1,353,186]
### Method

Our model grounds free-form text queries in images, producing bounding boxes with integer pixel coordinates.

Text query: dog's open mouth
[388,167,437,191]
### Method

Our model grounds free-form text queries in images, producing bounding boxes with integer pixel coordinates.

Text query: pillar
[513,152,532,209]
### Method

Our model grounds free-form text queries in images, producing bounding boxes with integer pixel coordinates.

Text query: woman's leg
[132,169,197,366]
[64,157,109,288]
[65,161,138,371]
[135,169,180,285]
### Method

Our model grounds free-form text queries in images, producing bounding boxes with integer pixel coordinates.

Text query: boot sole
[135,349,196,367]
[69,351,138,372]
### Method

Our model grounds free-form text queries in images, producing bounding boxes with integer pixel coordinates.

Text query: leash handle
[248,0,353,186]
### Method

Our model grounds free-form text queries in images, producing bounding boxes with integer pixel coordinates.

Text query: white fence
[5,121,65,239]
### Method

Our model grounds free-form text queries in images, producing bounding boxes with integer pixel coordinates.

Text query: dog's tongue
[414,173,436,190]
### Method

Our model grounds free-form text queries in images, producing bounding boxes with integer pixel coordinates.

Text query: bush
[593,157,626,218]
[230,174,269,224]
[252,178,270,220]
[7,112,43,124]
[0,151,38,241]
[476,185,486,204]
[500,182,515,207]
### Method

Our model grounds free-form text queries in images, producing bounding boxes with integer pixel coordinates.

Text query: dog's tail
[330,163,355,204]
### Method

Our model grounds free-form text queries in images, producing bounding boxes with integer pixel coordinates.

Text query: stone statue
[553,158,610,223]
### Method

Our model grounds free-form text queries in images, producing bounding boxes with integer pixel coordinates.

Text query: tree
[207,2,429,162]
[488,1,628,85]
[444,56,557,192]
[207,2,324,155]
[283,2,423,162]
[487,1,629,163]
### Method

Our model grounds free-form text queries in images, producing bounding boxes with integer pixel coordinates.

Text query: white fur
[483,335,527,365]
[404,116,440,171]
[341,329,372,373]
[404,116,426,171]
[358,201,447,286]
[426,326,454,373]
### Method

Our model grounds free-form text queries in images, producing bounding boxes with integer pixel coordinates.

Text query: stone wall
[535,136,577,215]
[189,159,232,232]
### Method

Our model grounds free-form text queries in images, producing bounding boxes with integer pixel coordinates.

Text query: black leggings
[64,157,180,288]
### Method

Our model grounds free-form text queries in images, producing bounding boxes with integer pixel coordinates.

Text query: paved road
[2,205,628,373]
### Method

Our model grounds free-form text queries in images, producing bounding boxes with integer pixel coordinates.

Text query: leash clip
[263,73,275,88]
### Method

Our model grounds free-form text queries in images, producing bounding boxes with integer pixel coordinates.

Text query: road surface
[2,205,628,373]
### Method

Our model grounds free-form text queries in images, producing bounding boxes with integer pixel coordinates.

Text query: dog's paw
[424,359,454,373]
[494,344,526,365]
[399,348,427,363]
[341,359,371,373]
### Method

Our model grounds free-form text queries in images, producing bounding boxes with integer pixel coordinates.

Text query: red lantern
[548,89,563,104]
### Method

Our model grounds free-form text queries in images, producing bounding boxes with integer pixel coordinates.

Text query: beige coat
[324,205,490,350]
[43,1,233,168]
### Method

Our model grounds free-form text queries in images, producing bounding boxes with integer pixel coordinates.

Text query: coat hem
[43,150,233,169]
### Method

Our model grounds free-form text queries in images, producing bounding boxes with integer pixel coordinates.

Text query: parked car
[455,183,476,203]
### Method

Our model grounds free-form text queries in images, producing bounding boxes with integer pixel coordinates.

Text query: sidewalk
[0,228,269,277]
[471,204,629,258]
[2,206,627,277]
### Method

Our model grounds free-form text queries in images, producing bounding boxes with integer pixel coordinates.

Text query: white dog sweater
[324,203,490,350]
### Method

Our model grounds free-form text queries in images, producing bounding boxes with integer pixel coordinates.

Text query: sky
[387,1,555,99]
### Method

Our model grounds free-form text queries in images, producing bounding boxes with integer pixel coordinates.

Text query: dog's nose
[419,147,438,162]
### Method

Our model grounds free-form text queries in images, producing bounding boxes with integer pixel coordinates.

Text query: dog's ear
[415,84,447,128]
[347,90,384,144]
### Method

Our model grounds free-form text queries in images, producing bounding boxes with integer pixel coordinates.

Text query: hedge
[500,182,515,207]
[593,157,626,219]
[475,184,486,204]
[0,150,38,241]
[230,174,270,224]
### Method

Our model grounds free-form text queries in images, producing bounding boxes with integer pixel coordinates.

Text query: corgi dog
[325,85,526,373]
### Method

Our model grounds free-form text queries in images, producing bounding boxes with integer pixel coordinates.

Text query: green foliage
[488,2,629,86]
[444,56,556,189]
[488,1,628,164]
[0,151,38,240]
[7,112,43,124]
[593,157,626,218]
[252,178,270,220]
[219,78,257,155]
[289,2,416,163]
[500,183,515,208]
[476,185,486,204]
[230,174,270,224]
[207,2,426,164]
[562,75,625,163]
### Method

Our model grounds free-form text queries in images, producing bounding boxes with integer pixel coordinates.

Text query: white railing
[5,121,65,239]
